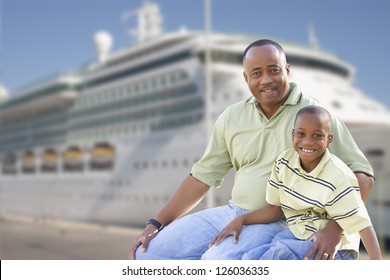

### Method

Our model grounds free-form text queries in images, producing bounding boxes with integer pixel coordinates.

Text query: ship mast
[122,1,163,42]
[0,0,9,101]
[308,22,319,49]
[204,0,215,208]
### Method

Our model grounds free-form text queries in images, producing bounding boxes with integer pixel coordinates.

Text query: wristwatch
[147,218,164,232]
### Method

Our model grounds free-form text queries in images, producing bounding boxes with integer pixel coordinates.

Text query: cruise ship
[1,2,389,243]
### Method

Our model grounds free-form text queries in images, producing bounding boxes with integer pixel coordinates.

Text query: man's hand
[304,219,343,260]
[128,224,159,260]
[128,175,210,259]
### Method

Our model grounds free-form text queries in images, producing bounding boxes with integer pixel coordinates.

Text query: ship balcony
[0,89,78,122]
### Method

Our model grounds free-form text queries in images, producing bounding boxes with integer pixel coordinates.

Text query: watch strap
[147,218,164,231]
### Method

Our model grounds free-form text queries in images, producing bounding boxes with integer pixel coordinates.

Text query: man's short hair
[242,39,285,63]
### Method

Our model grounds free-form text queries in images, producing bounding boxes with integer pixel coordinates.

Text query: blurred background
[0,0,389,259]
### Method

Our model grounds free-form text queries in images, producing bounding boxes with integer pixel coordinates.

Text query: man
[129,39,374,260]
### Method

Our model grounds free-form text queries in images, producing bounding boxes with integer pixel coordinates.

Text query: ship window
[120,87,126,97]
[134,83,140,93]
[127,85,133,95]
[150,79,157,89]
[359,103,378,112]
[366,149,384,157]
[331,101,342,109]
[365,149,385,172]
[161,76,167,86]
[170,73,177,84]
[180,71,188,80]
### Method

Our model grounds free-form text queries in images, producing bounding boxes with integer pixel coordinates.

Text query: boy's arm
[360,226,382,260]
[241,204,284,225]
[209,204,284,246]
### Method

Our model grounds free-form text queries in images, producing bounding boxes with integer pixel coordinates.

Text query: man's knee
[201,238,244,260]
[134,246,150,260]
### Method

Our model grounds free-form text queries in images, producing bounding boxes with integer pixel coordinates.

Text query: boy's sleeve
[325,178,372,235]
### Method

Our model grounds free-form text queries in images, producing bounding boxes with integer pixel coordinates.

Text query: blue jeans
[242,228,358,260]
[135,202,287,260]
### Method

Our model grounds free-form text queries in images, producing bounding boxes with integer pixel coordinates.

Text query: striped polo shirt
[267,148,372,251]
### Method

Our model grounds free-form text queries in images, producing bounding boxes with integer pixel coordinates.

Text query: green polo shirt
[267,148,372,252]
[191,83,374,211]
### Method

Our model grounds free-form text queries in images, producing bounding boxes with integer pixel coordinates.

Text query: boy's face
[292,112,333,172]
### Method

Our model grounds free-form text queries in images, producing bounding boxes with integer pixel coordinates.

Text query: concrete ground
[0,214,141,260]
[1,214,388,260]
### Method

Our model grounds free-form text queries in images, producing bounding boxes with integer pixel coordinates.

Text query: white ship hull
[0,127,205,226]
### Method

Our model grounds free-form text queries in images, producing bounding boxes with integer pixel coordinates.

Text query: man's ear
[243,71,248,83]
[327,133,334,147]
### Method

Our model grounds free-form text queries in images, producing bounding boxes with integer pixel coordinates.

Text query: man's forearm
[155,175,210,226]
[355,172,375,203]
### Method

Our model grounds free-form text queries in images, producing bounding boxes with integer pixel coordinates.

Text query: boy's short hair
[294,105,332,126]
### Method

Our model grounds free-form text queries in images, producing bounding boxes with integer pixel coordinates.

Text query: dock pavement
[0,214,141,260]
[0,214,388,260]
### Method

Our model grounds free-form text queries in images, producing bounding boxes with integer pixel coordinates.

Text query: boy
[210,105,382,260]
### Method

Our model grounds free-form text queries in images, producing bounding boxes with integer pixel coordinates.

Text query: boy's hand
[209,217,244,247]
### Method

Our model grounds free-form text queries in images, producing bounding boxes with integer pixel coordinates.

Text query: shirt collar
[292,148,332,177]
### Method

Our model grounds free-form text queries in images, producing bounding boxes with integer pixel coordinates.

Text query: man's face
[243,45,290,111]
